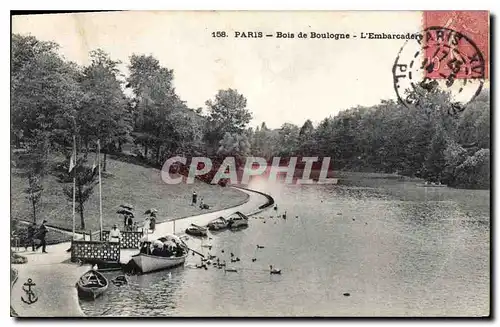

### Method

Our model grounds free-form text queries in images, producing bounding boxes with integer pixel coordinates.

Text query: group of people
[121,213,156,233]
[108,210,157,243]
[22,220,48,253]
[139,239,185,258]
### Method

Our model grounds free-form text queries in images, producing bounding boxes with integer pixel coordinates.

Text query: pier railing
[71,240,121,263]
[102,230,143,249]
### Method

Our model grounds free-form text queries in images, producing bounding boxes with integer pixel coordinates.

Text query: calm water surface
[80,178,490,317]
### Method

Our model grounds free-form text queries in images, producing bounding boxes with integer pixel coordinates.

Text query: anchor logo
[21,278,38,305]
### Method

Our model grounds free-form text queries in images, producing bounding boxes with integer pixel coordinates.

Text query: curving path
[10,187,272,317]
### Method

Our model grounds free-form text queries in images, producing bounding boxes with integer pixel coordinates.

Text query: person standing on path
[36,220,48,253]
[26,222,36,251]
[192,191,198,206]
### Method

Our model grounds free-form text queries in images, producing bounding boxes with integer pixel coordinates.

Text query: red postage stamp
[423,11,489,80]
[392,11,488,111]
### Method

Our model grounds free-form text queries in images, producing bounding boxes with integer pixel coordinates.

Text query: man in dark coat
[25,222,36,251]
[35,220,48,253]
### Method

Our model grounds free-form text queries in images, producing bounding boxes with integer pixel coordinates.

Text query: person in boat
[175,242,185,257]
[151,240,164,256]
[139,241,151,254]
[108,224,121,243]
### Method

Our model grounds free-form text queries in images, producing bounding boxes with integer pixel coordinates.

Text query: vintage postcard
[10,11,490,317]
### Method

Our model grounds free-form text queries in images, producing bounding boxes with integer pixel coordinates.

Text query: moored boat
[131,252,187,274]
[185,224,208,237]
[207,217,229,231]
[76,269,109,299]
[416,182,447,187]
[227,211,249,229]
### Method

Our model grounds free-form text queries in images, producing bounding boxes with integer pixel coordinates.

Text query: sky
[12,11,425,128]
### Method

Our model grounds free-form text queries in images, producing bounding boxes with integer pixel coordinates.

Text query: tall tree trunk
[31,196,36,223]
[80,205,85,230]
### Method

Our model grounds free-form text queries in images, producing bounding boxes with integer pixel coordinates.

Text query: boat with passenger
[416,181,447,187]
[131,234,189,273]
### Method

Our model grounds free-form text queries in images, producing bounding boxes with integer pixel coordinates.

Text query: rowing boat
[131,252,187,273]
[131,235,189,273]
[76,269,108,300]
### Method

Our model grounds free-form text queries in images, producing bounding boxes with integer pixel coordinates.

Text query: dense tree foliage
[250,89,490,189]
[204,89,252,153]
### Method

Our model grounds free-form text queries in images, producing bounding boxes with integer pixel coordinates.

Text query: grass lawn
[11,156,249,233]
[12,223,72,246]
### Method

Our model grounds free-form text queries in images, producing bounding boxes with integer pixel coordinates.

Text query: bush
[453,149,490,189]
[11,251,27,264]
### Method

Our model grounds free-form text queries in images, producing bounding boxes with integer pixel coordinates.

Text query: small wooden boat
[416,182,447,187]
[227,212,249,229]
[77,270,108,299]
[207,217,229,231]
[185,224,208,237]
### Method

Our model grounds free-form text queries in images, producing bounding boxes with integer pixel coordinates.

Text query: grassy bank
[11,157,249,233]
[12,223,72,246]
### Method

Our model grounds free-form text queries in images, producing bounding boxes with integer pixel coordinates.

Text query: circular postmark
[393,26,485,114]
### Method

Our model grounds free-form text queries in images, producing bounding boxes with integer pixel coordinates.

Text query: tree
[423,127,448,182]
[59,157,98,230]
[275,123,300,157]
[217,132,251,158]
[127,54,190,165]
[17,135,49,223]
[298,119,315,156]
[205,89,252,152]
[79,49,131,170]
[26,175,43,223]
[11,34,82,151]
[251,122,277,159]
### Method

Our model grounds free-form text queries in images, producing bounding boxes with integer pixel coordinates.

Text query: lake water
[80,177,490,317]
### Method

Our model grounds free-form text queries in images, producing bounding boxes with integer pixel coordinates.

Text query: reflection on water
[81,177,490,317]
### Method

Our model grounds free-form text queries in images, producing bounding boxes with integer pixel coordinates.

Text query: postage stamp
[393,11,488,111]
